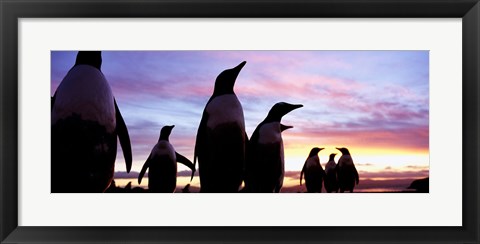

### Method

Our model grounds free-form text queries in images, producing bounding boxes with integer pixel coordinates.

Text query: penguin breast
[306,155,320,170]
[152,141,176,162]
[258,122,282,144]
[52,65,116,132]
[339,155,354,168]
[325,161,336,174]
[205,94,245,130]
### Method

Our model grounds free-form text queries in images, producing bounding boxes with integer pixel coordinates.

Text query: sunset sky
[51,51,429,192]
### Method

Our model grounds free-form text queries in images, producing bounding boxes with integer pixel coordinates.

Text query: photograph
[2,0,478,242]
[51,50,429,193]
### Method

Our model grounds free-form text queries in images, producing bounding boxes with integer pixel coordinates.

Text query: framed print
[1,0,479,243]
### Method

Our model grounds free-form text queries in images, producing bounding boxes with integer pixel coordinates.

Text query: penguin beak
[281,103,303,117]
[280,124,294,131]
[234,61,247,71]
[291,104,303,110]
[319,148,325,151]
[230,61,247,82]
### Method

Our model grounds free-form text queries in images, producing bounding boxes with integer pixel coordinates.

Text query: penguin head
[265,102,303,122]
[329,153,337,161]
[280,124,293,132]
[213,61,246,96]
[74,51,102,70]
[159,125,175,141]
[336,147,351,155]
[309,147,324,157]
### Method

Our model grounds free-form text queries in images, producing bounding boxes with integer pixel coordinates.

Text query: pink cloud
[283,124,429,151]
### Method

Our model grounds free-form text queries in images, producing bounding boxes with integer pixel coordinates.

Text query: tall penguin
[194,61,248,193]
[245,102,303,193]
[138,125,196,193]
[51,51,132,193]
[300,147,326,193]
[336,147,359,193]
[324,153,339,193]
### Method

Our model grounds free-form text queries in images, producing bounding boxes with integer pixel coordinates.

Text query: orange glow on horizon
[283,143,428,157]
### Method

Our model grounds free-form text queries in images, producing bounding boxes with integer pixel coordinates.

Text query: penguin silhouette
[138,125,195,193]
[336,147,359,193]
[245,102,303,193]
[194,61,248,192]
[324,153,339,193]
[182,184,191,193]
[300,147,326,193]
[51,51,132,193]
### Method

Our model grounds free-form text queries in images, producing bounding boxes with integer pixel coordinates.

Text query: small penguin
[300,147,326,193]
[324,153,339,193]
[194,61,248,193]
[245,102,303,193]
[336,147,359,193]
[51,51,132,193]
[138,125,195,193]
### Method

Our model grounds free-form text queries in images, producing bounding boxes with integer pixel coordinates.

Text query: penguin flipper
[354,167,360,185]
[114,99,132,173]
[242,132,249,181]
[138,155,151,184]
[244,128,260,190]
[335,163,339,176]
[300,163,306,186]
[51,94,56,110]
[176,152,195,181]
[194,111,209,172]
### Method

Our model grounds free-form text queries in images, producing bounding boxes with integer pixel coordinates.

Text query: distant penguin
[336,147,359,193]
[300,147,326,193]
[138,125,195,193]
[51,51,132,193]
[194,61,248,193]
[324,153,339,193]
[245,102,303,193]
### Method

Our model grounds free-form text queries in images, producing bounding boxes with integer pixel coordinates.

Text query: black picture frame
[1,0,479,243]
